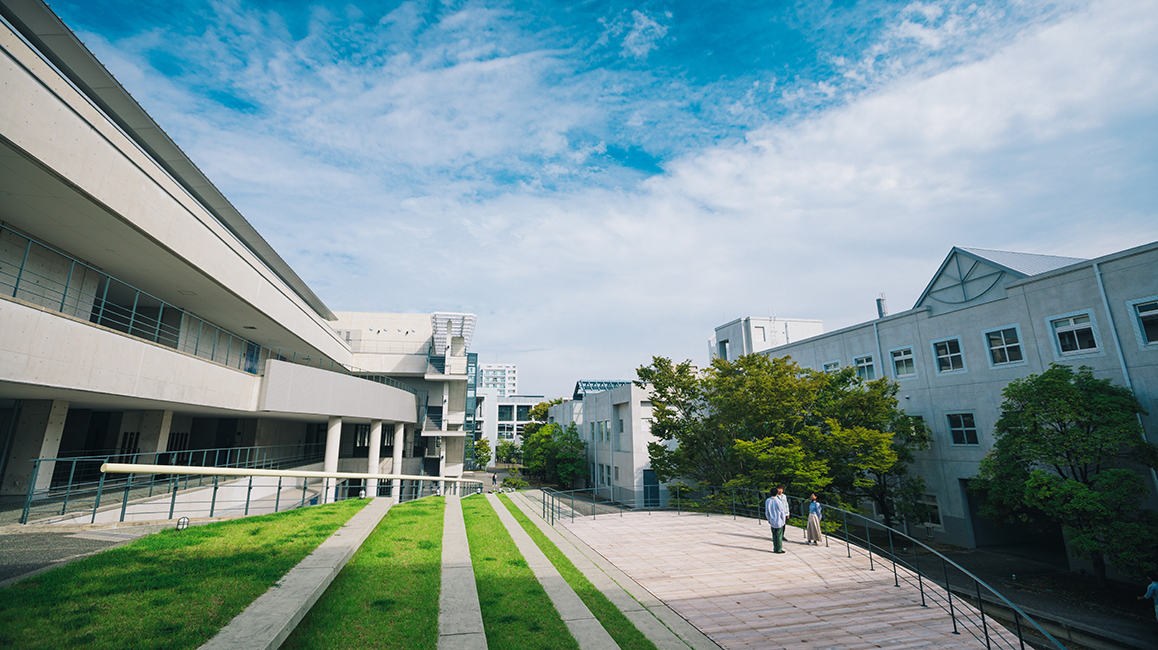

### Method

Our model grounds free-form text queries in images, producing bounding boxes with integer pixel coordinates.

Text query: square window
[823,361,840,373]
[1136,301,1158,344]
[1052,315,1098,354]
[516,405,531,421]
[933,339,964,372]
[947,413,978,445]
[498,405,514,421]
[917,494,942,526]
[891,348,915,377]
[985,327,1023,365]
[854,355,875,380]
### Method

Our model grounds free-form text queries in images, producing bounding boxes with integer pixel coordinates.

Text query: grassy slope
[461,495,579,650]
[0,499,368,650]
[498,494,658,650]
[281,496,445,650]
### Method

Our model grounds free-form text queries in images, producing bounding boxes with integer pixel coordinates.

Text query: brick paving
[561,511,1014,650]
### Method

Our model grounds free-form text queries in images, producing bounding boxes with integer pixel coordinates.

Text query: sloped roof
[958,247,1086,277]
[572,381,632,401]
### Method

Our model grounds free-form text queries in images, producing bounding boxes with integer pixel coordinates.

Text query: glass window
[947,413,978,445]
[854,355,875,380]
[498,405,514,421]
[516,405,531,421]
[1136,301,1158,344]
[934,339,964,372]
[917,494,942,526]
[891,348,915,376]
[1052,315,1098,354]
[823,361,840,373]
[986,328,1023,365]
[498,423,515,439]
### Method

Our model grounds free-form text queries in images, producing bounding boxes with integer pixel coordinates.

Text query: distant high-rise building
[479,364,518,396]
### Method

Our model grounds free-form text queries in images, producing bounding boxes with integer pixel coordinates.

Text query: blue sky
[55,0,1158,396]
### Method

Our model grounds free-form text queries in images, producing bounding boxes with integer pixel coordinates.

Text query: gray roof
[959,247,1086,277]
[572,381,632,401]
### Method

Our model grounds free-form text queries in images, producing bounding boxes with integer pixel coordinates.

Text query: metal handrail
[539,484,1067,650]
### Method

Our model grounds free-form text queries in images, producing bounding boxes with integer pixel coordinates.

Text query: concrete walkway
[198,497,393,650]
[487,492,621,650]
[554,508,1016,650]
[440,494,488,650]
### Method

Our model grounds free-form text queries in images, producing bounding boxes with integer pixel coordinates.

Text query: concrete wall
[257,360,416,423]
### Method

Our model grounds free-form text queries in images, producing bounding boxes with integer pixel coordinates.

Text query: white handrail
[100,463,484,485]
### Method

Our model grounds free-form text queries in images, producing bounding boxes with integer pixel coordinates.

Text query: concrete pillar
[0,400,69,496]
[367,420,382,497]
[137,410,173,458]
[324,416,341,503]
[392,423,404,502]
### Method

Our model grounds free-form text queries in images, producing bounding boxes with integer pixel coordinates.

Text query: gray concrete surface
[197,497,393,650]
[486,492,620,650]
[440,494,488,650]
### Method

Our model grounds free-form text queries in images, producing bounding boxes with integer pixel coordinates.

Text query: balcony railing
[0,223,414,394]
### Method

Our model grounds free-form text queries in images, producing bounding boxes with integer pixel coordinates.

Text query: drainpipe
[873,322,885,380]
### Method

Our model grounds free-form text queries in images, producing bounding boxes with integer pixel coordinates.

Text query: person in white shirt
[764,485,789,554]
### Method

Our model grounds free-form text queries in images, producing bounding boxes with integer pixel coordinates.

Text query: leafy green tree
[553,422,588,487]
[522,398,563,440]
[975,364,1158,585]
[522,423,556,482]
[495,439,520,465]
[474,437,492,469]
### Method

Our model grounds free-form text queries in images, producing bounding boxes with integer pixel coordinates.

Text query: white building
[709,317,824,361]
[476,393,543,460]
[0,0,475,510]
[478,364,517,396]
[755,244,1158,551]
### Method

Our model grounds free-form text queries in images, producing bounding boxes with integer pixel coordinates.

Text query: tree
[495,439,520,465]
[638,354,921,517]
[474,437,492,469]
[975,364,1158,585]
[521,422,587,487]
[522,398,563,440]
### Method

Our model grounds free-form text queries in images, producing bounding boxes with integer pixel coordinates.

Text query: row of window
[496,405,533,422]
[592,462,619,485]
[827,301,1158,382]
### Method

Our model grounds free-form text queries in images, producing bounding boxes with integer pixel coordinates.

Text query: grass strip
[281,496,445,649]
[0,499,368,650]
[461,495,580,650]
[499,494,659,650]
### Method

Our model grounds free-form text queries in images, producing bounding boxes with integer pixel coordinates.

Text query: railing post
[731,488,736,520]
[61,459,78,516]
[1014,611,1025,650]
[977,580,991,649]
[943,557,959,634]
[572,492,575,523]
[275,477,282,512]
[843,511,850,558]
[889,527,898,586]
[20,461,39,524]
[120,473,132,522]
[301,477,307,509]
[867,522,874,571]
[12,238,31,298]
[914,544,927,607]
[59,259,75,311]
[210,475,219,517]
[92,465,107,524]
[169,474,179,519]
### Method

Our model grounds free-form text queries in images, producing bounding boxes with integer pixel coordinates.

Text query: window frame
[917,493,943,529]
[822,360,841,373]
[888,346,917,379]
[1126,296,1158,350]
[982,324,1026,369]
[930,337,967,375]
[1047,309,1103,360]
[854,355,876,380]
[946,412,979,446]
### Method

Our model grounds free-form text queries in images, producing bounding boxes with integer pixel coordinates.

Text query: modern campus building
[709,316,824,361]
[0,0,478,510]
[478,363,517,396]
[754,244,1158,551]
[475,392,543,460]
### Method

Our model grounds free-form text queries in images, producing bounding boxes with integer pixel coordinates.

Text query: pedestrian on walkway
[765,486,789,554]
[1139,572,1158,622]
[806,493,823,545]
[492,473,497,488]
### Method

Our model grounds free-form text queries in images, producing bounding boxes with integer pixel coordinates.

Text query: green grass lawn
[461,495,579,650]
[498,494,658,650]
[281,496,445,650]
[0,499,368,650]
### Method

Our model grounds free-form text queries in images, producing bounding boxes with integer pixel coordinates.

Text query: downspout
[1093,262,1158,489]
[873,323,886,380]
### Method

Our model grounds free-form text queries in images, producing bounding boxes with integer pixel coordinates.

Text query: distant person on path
[1140,572,1158,622]
[492,473,497,487]
[765,486,789,554]
[806,493,823,545]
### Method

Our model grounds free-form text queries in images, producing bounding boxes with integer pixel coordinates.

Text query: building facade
[478,364,517,396]
[709,317,824,361]
[756,244,1158,549]
[476,392,543,462]
[0,0,475,510]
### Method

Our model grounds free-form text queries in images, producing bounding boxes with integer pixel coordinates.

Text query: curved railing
[537,484,1067,650]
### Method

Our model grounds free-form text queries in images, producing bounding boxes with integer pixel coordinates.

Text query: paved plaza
[560,510,1013,650]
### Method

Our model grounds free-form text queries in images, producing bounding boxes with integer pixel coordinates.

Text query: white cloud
[621,10,669,60]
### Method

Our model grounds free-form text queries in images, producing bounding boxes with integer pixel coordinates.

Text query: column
[367,419,382,497]
[324,416,341,503]
[392,423,404,501]
[137,410,173,459]
[0,400,69,495]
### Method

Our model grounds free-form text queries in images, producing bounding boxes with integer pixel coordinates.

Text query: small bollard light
[359,489,366,499]
[176,516,190,531]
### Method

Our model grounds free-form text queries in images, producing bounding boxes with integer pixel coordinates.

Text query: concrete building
[709,317,824,361]
[476,392,543,459]
[755,244,1158,549]
[548,381,661,503]
[478,364,517,396]
[0,0,475,509]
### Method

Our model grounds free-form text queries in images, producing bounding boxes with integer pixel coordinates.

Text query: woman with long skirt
[806,493,823,545]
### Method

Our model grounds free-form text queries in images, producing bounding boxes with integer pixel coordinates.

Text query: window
[947,413,978,445]
[854,355,875,380]
[589,422,595,440]
[891,348,915,377]
[985,327,1023,365]
[717,340,730,361]
[754,326,766,342]
[917,494,942,527]
[1134,300,1158,344]
[614,466,620,481]
[498,405,513,421]
[498,423,515,440]
[933,339,964,372]
[1052,314,1098,354]
[516,405,531,421]
[823,361,840,373]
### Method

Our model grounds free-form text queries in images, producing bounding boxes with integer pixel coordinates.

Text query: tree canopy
[638,354,928,524]
[474,437,492,469]
[523,422,587,488]
[974,364,1158,584]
